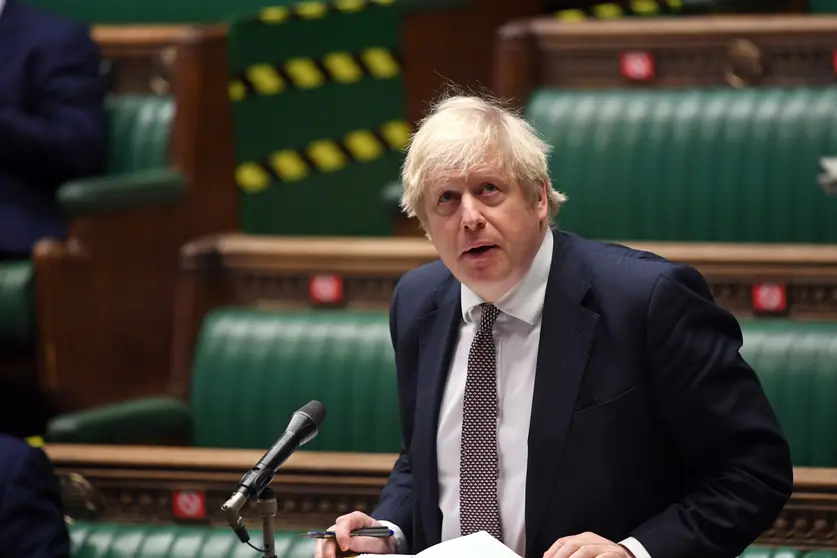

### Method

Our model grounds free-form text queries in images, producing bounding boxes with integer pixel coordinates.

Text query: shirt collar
[0,0,7,17]
[461,230,553,326]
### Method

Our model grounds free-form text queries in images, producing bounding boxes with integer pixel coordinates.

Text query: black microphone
[237,399,326,497]
[221,400,327,543]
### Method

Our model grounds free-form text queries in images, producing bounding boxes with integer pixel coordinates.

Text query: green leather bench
[527,87,837,243]
[0,261,35,352]
[740,320,837,467]
[45,308,837,468]
[57,94,183,217]
[0,94,181,358]
[387,87,837,243]
[47,309,400,452]
[65,521,837,557]
[70,522,312,557]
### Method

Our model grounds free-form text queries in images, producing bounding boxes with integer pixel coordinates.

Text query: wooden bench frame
[45,444,837,550]
[494,15,837,105]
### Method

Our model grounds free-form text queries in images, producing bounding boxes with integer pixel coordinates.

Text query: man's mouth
[464,245,497,256]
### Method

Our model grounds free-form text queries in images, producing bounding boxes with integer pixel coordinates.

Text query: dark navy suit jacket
[373,230,793,558]
[0,0,107,254]
[0,435,70,557]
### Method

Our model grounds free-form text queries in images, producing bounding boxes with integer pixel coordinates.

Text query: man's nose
[460,194,486,230]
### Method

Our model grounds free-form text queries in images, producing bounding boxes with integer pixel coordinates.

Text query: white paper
[358,531,521,558]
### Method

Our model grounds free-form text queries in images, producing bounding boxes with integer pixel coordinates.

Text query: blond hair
[400,94,567,223]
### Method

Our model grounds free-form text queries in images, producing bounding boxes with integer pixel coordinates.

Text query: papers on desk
[358,531,522,558]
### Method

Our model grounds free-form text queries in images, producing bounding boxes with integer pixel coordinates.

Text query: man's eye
[439,192,454,203]
[483,183,498,193]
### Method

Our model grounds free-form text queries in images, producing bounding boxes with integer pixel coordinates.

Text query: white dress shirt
[386,231,649,558]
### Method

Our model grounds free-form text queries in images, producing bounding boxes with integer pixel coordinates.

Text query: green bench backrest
[70,522,313,557]
[189,309,837,464]
[741,549,837,558]
[740,319,837,468]
[69,521,833,558]
[107,95,174,174]
[527,87,837,243]
[0,95,171,350]
[0,261,34,347]
[189,308,400,452]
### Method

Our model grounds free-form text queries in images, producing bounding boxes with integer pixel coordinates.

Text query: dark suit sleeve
[0,445,70,557]
[0,22,107,187]
[631,264,793,558]
[371,281,415,544]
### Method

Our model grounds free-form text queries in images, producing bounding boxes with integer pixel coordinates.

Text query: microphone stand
[257,487,277,558]
[220,485,278,558]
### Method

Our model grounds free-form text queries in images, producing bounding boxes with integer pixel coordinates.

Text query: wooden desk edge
[45,444,398,474]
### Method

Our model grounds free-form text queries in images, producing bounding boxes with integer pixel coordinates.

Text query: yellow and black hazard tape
[236,119,413,192]
[247,0,395,25]
[229,47,401,100]
[556,0,682,21]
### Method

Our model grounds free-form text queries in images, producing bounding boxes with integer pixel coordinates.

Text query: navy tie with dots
[459,302,503,541]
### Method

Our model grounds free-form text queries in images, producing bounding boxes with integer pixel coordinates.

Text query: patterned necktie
[459,302,503,541]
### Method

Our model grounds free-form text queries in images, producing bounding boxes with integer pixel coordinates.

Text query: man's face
[422,165,548,302]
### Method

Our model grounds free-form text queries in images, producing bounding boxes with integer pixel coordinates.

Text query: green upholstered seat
[57,94,183,217]
[0,95,175,353]
[189,309,399,452]
[47,308,400,451]
[0,261,34,350]
[740,549,832,558]
[740,319,837,468]
[49,310,837,465]
[64,521,837,558]
[526,87,837,243]
[69,522,313,557]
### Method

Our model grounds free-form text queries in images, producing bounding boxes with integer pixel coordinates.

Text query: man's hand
[543,532,635,558]
[314,511,398,558]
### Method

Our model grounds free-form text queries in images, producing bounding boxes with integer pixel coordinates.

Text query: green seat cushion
[69,522,313,557]
[741,549,801,558]
[740,548,837,558]
[190,308,399,452]
[527,87,837,243]
[741,319,837,467]
[0,260,34,348]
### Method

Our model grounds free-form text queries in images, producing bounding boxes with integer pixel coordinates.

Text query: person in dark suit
[0,435,70,557]
[0,0,106,439]
[315,95,793,558]
[0,0,107,261]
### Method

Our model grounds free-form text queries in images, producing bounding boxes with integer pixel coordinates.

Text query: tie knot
[478,303,500,333]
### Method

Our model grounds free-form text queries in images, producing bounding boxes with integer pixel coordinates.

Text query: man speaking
[315,94,793,558]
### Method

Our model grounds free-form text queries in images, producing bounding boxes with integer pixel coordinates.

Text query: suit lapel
[525,232,599,555]
[414,278,461,547]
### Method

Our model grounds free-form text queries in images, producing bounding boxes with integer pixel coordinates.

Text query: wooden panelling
[401,0,542,123]
[34,26,238,413]
[495,15,837,104]
[44,443,837,550]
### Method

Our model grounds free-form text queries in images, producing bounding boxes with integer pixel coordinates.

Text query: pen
[300,526,394,539]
